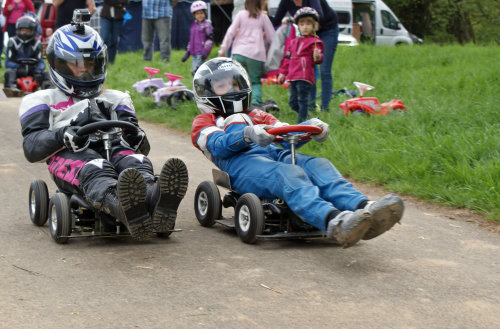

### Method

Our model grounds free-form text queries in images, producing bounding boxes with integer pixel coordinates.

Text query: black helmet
[193,57,252,116]
[46,24,107,98]
[16,16,37,42]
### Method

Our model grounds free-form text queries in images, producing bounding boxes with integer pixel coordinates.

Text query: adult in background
[272,0,338,112]
[100,0,129,64]
[2,0,35,38]
[171,0,194,50]
[142,0,173,62]
[53,0,96,30]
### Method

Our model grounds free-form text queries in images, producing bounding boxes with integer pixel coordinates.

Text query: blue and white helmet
[46,24,107,98]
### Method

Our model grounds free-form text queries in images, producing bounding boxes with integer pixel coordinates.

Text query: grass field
[5,43,499,221]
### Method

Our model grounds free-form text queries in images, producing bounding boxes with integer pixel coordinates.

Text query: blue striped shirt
[142,0,173,19]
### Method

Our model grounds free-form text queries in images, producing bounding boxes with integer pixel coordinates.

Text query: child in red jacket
[278,7,324,123]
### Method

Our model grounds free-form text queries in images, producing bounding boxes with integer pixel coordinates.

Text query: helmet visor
[54,49,107,85]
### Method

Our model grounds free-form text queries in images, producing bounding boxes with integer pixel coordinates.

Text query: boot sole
[363,194,404,240]
[153,158,189,235]
[117,169,153,241]
[335,215,372,248]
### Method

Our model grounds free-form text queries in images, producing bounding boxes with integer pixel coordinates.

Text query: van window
[381,10,400,30]
[336,11,351,25]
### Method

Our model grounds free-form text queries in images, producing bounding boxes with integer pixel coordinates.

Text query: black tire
[143,86,157,97]
[48,193,72,244]
[28,179,49,226]
[194,181,222,227]
[234,193,264,244]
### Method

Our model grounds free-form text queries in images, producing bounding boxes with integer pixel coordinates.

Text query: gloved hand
[181,51,190,62]
[308,118,330,143]
[63,126,90,153]
[243,125,275,147]
[120,127,146,151]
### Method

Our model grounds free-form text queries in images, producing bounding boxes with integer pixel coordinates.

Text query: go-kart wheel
[194,181,222,227]
[29,179,49,226]
[234,193,264,244]
[48,193,72,244]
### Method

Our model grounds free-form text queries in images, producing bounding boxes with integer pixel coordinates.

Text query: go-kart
[28,120,180,244]
[194,125,327,244]
[3,58,52,97]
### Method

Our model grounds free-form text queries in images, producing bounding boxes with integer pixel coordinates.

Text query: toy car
[193,125,327,244]
[132,67,169,96]
[28,120,180,244]
[152,73,194,109]
[3,58,52,97]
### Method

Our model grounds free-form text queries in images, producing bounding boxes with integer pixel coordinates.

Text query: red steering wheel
[266,125,322,142]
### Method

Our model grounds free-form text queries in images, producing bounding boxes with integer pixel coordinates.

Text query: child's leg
[191,54,203,76]
[288,81,298,113]
[296,81,312,123]
[232,54,263,106]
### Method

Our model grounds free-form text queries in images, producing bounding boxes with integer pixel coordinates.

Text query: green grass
[6,44,499,221]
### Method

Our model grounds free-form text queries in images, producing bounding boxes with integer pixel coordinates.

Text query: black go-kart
[28,120,180,244]
[194,125,329,244]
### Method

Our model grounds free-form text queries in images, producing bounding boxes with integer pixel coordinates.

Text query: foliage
[106,46,500,221]
[384,0,500,44]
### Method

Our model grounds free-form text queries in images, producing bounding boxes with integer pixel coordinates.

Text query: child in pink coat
[278,7,324,123]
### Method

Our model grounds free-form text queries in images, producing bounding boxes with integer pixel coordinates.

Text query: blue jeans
[100,18,123,63]
[290,80,313,123]
[190,54,203,76]
[309,26,339,111]
[217,146,367,232]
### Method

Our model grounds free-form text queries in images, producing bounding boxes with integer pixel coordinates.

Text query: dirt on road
[1,97,499,329]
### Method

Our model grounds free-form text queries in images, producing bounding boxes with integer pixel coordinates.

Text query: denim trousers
[100,18,123,63]
[290,80,313,123]
[308,25,339,111]
[141,17,171,61]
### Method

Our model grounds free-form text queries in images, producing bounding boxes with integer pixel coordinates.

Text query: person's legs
[232,54,263,106]
[296,80,312,123]
[100,17,112,58]
[4,69,17,88]
[318,26,338,111]
[141,19,154,61]
[156,17,171,61]
[191,54,203,76]
[288,81,298,113]
[224,149,337,231]
[103,18,123,64]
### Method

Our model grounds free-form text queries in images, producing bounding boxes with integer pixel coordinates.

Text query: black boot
[150,158,189,237]
[115,168,154,240]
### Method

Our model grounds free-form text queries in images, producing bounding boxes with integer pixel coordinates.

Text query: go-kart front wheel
[29,179,49,226]
[234,193,264,244]
[48,193,72,244]
[194,181,221,227]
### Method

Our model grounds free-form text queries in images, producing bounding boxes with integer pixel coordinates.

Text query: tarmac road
[0,96,499,329]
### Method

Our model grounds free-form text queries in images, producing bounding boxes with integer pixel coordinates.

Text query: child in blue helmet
[18,16,188,241]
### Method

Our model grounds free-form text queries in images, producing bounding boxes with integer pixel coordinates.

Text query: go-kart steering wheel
[76,120,139,136]
[266,124,322,143]
[76,120,140,160]
[17,58,39,65]
[266,125,323,165]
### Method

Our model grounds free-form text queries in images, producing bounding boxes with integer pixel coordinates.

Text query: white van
[268,0,420,46]
[351,0,420,45]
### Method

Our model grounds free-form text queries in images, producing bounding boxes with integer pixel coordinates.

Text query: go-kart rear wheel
[29,179,49,226]
[234,193,264,244]
[194,181,221,227]
[48,193,72,244]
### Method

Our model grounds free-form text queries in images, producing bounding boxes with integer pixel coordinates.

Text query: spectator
[218,0,274,107]
[142,0,173,62]
[2,0,35,38]
[278,7,323,123]
[100,0,129,64]
[0,11,5,68]
[53,0,96,30]
[171,0,194,50]
[181,1,213,76]
[272,0,339,112]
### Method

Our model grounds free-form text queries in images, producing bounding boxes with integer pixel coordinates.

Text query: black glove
[120,128,146,151]
[63,126,90,153]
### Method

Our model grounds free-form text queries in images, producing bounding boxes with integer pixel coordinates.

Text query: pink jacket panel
[279,34,324,85]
